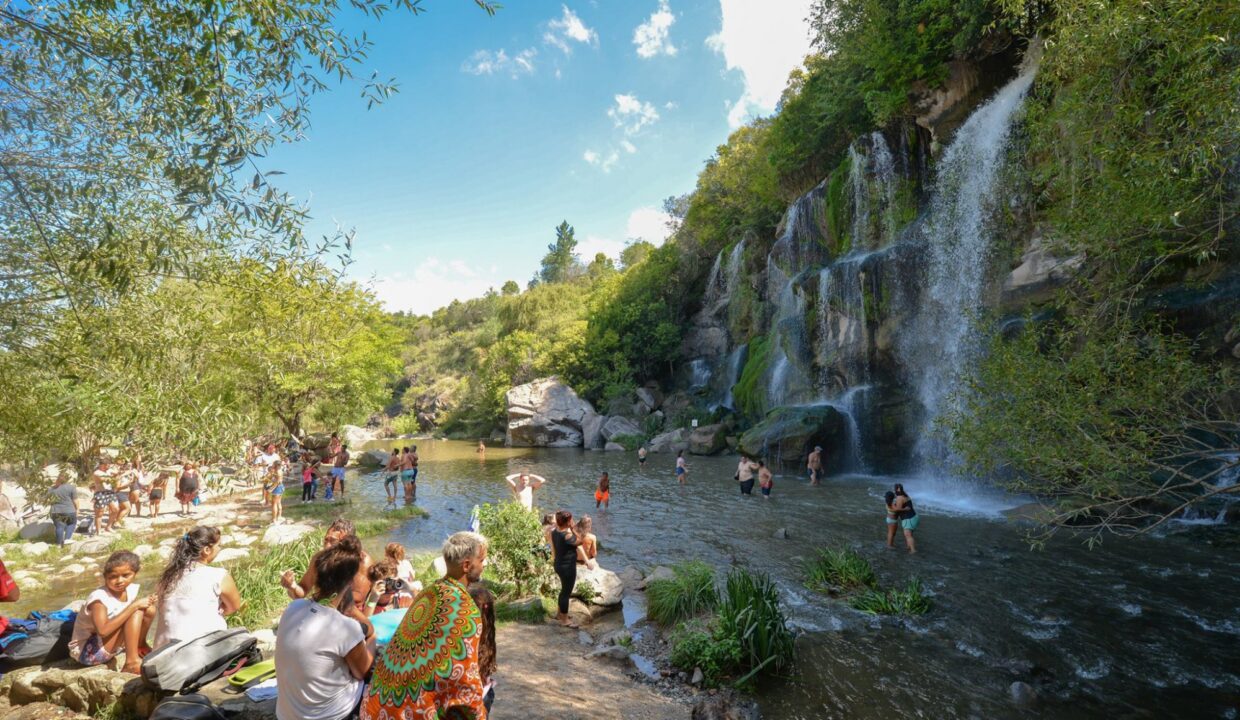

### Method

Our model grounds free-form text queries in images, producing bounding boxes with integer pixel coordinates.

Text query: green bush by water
[647,560,718,626]
[669,619,741,687]
[804,548,877,592]
[850,578,932,616]
[477,501,554,598]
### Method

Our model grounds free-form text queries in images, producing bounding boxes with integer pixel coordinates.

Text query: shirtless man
[807,446,824,486]
[383,451,401,503]
[505,472,546,511]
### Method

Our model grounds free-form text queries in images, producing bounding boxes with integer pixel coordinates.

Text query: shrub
[669,619,741,687]
[647,561,718,626]
[477,501,554,597]
[495,596,555,624]
[610,433,645,451]
[850,578,932,616]
[391,413,421,436]
[803,548,877,593]
[573,579,597,604]
[716,569,796,686]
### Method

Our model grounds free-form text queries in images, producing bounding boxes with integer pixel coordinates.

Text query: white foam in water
[880,473,1028,518]
[1119,603,1142,617]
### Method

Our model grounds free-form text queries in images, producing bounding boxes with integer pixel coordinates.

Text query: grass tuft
[850,578,932,616]
[717,568,796,686]
[494,596,555,624]
[228,532,322,630]
[803,548,877,593]
[647,560,718,626]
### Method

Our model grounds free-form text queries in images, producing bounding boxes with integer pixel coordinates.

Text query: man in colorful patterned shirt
[361,531,490,720]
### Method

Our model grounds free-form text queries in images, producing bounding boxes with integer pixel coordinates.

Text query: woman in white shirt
[276,534,374,720]
[152,525,241,649]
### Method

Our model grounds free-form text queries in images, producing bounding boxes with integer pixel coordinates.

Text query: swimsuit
[595,489,610,503]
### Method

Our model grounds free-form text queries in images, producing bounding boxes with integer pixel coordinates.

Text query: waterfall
[702,251,725,311]
[688,358,712,391]
[900,61,1039,467]
[718,344,747,410]
[849,132,899,251]
[724,240,745,296]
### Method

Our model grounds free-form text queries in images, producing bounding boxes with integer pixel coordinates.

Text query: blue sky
[267,0,814,314]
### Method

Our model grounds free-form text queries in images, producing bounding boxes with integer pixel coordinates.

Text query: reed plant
[647,560,718,626]
[228,532,322,629]
[850,578,932,616]
[716,568,795,686]
[804,547,877,592]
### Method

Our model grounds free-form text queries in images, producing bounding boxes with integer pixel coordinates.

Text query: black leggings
[302,483,312,502]
[555,563,576,614]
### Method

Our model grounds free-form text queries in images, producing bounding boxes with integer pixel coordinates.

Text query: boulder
[617,566,645,590]
[581,412,606,451]
[1,662,151,716]
[214,548,249,564]
[691,667,705,686]
[1,702,91,719]
[357,450,390,467]
[604,442,625,452]
[18,522,54,542]
[505,377,596,448]
[738,405,848,471]
[640,565,676,589]
[647,428,689,454]
[340,425,379,448]
[600,416,643,442]
[688,423,729,456]
[22,541,51,557]
[1001,235,1083,310]
[60,563,87,576]
[575,565,624,606]
[634,387,658,413]
[262,522,316,546]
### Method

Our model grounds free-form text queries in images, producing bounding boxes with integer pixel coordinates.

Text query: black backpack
[149,694,226,720]
[0,614,74,671]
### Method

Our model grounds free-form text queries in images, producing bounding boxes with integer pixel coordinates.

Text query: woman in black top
[550,509,580,628]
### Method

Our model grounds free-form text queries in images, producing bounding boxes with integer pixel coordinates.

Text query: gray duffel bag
[141,628,261,694]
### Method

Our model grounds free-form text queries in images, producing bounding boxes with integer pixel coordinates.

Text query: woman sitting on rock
[153,525,241,649]
[575,515,599,570]
[275,534,374,720]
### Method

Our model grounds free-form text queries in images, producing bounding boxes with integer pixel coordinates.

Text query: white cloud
[607,93,660,135]
[371,258,506,315]
[706,0,814,127]
[578,235,626,260]
[633,0,677,58]
[626,206,673,245]
[462,47,537,78]
[620,139,637,154]
[544,5,597,54]
[583,148,620,172]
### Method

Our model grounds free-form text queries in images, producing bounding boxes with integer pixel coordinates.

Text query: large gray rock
[604,442,625,452]
[1001,235,1083,310]
[738,405,848,471]
[647,428,689,453]
[581,412,606,450]
[18,522,54,541]
[357,449,390,467]
[575,564,624,606]
[505,377,596,448]
[340,424,379,448]
[262,522,316,546]
[0,662,158,716]
[600,415,643,442]
[688,423,729,455]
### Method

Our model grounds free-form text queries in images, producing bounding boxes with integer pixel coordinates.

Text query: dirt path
[491,621,690,720]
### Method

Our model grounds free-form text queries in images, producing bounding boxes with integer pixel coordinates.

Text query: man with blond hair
[362,531,490,719]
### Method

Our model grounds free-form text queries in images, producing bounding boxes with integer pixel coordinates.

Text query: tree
[586,252,617,281]
[216,261,402,437]
[620,240,656,270]
[501,280,521,296]
[537,221,582,284]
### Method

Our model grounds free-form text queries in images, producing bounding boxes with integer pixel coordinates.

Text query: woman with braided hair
[152,526,241,649]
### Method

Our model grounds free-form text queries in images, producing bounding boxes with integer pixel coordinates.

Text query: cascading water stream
[899,60,1039,471]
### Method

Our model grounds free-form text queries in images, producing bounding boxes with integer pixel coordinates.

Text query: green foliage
[1020,0,1237,293]
[681,120,786,255]
[390,414,422,437]
[732,335,773,420]
[669,619,742,687]
[230,533,322,629]
[647,561,719,626]
[572,579,597,604]
[850,578,932,616]
[477,502,555,597]
[620,240,656,270]
[610,434,645,451]
[803,548,878,592]
[945,315,1237,542]
[716,569,796,685]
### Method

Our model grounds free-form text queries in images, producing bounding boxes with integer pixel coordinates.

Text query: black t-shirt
[551,528,578,568]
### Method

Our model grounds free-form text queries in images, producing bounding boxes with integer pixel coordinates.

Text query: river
[362,440,1240,719]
